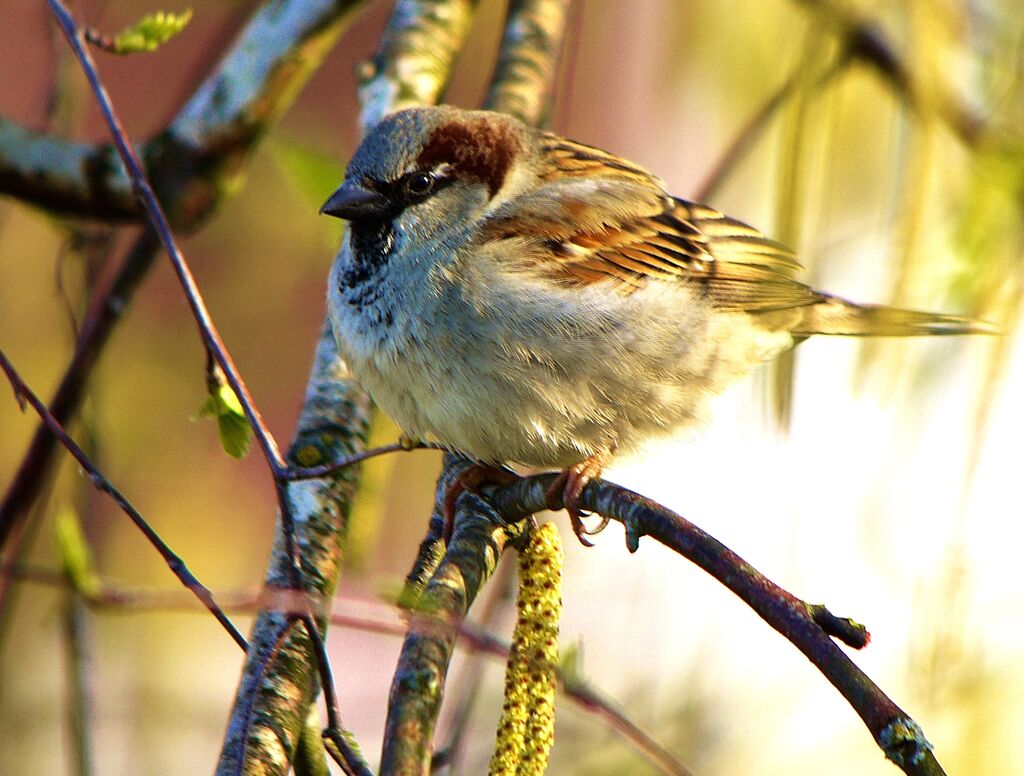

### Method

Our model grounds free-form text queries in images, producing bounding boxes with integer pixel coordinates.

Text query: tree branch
[357,0,481,134]
[483,0,570,125]
[216,327,371,776]
[0,118,137,220]
[381,459,520,775]
[0,348,247,649]
[486,474,945,776]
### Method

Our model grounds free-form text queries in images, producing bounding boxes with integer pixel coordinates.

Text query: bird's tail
[792,293,998,337]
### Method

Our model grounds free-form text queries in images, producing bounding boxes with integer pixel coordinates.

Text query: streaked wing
[484,133,822,313]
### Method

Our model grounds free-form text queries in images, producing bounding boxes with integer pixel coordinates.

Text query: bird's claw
[548,450,612,546]
[442,463,518,542]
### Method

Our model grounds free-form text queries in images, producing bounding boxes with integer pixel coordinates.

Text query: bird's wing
[481,133,822,313]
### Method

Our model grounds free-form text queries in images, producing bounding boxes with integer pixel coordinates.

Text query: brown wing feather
[478,134,824,312]
[484,144,821,313]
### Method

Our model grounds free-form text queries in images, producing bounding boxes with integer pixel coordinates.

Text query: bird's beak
[319,179,390,220]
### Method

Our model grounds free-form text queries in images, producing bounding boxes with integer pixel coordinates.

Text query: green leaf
[270,138,347,213]
[200,381,253,459]
[112,9,193,55]
[558,639,585,685]
[54,507,102,599]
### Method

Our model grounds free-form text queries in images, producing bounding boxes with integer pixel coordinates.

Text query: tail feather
[793,294,998,337]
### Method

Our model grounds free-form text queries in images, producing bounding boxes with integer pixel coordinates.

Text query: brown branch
[0,348,247,649]
[45,0,287,473]
[30,5,377,774]
[486,474,945,776]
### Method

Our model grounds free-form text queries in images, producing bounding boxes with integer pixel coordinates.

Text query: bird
[320,104,991,543]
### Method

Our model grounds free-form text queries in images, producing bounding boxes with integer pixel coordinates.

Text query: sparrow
[320,105,990,543]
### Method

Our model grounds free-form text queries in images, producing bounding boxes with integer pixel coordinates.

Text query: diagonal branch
[381,459,519,775]
[0,348,247,649]
[795,0,986,146]
[487,474,946,776]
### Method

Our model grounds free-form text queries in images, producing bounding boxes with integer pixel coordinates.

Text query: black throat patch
[340,219,396,328]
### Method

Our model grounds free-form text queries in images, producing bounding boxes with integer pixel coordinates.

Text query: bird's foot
[547,450,613,547]
[442,463,518,542]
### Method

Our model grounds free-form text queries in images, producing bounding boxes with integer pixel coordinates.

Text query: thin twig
[63,594,95,776]
[45,0,286,475]
[37,22,353,772]
[281,440,448,481]
[0,0,369,554]
[302,613,373,776]
[695,55,847,202]
[0,348,247,650]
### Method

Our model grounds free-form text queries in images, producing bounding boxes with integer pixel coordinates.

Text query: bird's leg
[547,449,613,547]
[442,463,519,542]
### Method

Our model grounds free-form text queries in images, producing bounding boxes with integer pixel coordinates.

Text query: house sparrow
[321,105,989,543]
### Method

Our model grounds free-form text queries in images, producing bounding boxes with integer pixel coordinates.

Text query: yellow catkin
[489,523,563,776]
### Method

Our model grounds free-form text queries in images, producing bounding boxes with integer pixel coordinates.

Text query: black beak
[319,179,391,220]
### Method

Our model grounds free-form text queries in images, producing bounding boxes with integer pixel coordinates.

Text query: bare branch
[486,474,945,776]
[0,0,369,554]
[0,118,136,220]
[0,0,369,226]
[358,0,481,134]
[483,0,571,125]
[216,327,371,776]
[0,348,247,649]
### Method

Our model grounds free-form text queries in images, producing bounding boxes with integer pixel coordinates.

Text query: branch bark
[218,2,484,773]
[216,327,371,776]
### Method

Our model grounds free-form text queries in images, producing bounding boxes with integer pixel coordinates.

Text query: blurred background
[1,1,1022,774]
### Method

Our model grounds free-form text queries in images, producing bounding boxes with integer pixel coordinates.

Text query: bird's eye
[404,171,436,197]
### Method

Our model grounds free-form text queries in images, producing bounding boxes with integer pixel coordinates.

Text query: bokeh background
[1,1,1022,774]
